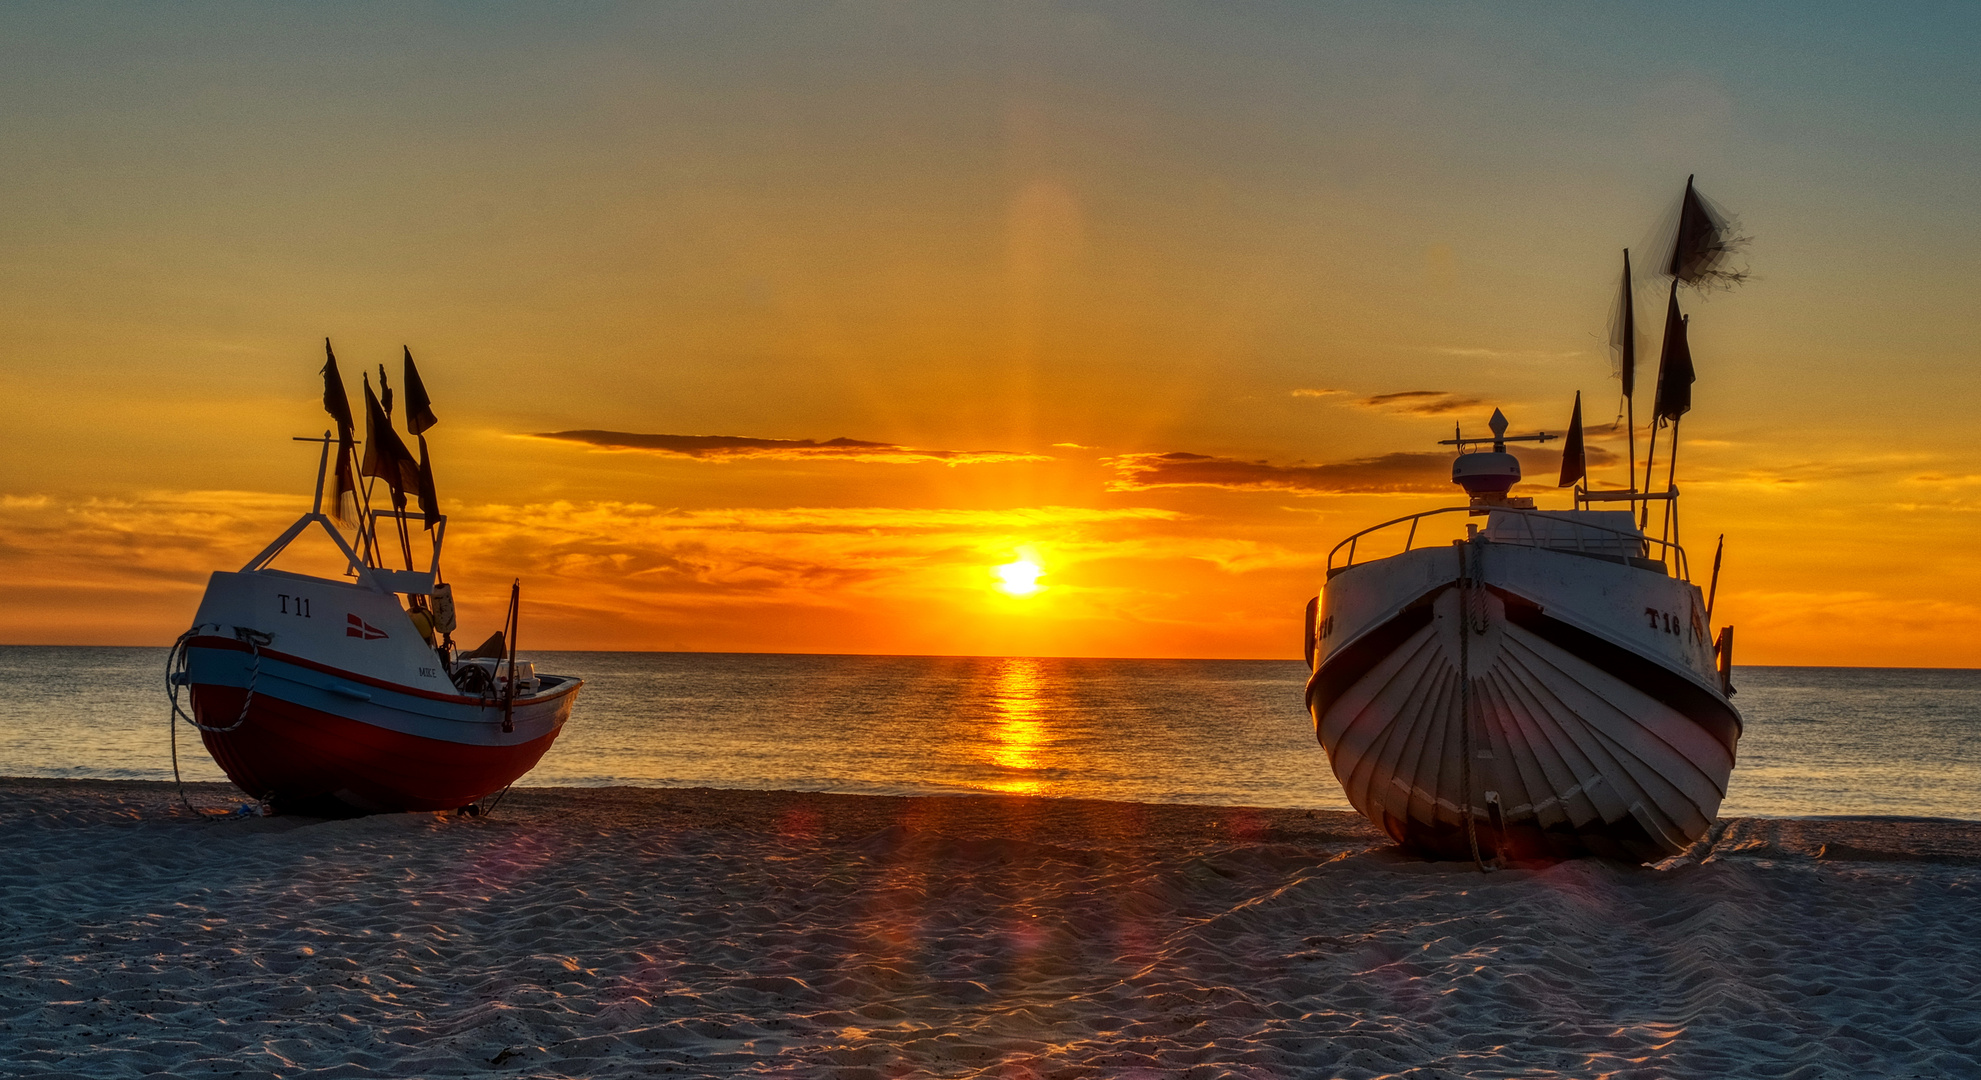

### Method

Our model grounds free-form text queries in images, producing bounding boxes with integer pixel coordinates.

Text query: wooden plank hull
[1308,542,1740,863]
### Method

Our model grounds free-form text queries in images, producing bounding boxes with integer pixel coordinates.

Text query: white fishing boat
[168,345,581,815]
[1304,179,1744,863]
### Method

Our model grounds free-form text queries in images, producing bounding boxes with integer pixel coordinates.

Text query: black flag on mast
[414,441,440,529]
[403,347,438,435]
[1664,174,1747,289]
[376,365,394,419]
[1558,392,1586,488]
[403,347,441,528]
[361,374,421,511]
[1613,251,1636,398]
[320,340,359,523]
[1653,283,1695,421]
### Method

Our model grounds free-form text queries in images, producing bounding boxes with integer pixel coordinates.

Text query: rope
[166,625,271,819]
[171,629,267,734]
[167,629,199,817]
[478,783,515,819]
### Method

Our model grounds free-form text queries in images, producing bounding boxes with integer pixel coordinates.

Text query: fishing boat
[169,345,581,815]
[1304,179,1744,863]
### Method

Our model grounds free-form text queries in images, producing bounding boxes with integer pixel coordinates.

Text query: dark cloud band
[531,430,1046,465]
[1108,445,1612,495]
[1357,390,1485,416]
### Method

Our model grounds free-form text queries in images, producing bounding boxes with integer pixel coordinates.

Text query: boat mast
[1662,410,1682,549]
[376,365,418,573]
[1640,415,1660,530]
[355,460,382,569]
[319,339,380,568]
[1705,534,1725,621]
[291,430,376,573]
[308,431,331,515]
[1620,249,1638,506]
[501,580,520,733]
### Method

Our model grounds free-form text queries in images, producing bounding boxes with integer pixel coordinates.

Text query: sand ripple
[2,780,1978,1078]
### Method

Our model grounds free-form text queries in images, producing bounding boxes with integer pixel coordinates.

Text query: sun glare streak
[985,657,1047,795]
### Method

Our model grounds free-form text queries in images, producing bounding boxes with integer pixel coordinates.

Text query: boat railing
[237,436,451,597]
[1326,506,1688,581]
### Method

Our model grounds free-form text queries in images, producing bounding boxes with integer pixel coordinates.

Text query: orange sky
[3,4,1980,665]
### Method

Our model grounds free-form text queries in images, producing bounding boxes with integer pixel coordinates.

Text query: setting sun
[994,557,1045,597]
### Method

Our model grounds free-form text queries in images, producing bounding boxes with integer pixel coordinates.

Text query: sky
[3,2,1979,665]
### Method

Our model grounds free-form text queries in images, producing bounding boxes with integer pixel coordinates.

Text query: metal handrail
[1326,505,1688,580]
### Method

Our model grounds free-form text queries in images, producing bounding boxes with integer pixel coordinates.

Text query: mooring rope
[478,782,515,819]
[166,626,271,818]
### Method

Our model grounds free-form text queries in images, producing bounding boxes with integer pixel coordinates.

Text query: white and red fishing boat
[170,345,580,815]
[1304,179,1744,863]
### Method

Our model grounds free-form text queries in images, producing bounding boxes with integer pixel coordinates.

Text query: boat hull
[186,635,578,814]
[1308,540,1740,863]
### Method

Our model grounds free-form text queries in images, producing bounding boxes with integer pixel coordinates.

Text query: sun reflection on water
[985,657,1048,794]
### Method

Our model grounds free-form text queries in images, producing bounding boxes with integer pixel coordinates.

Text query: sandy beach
[3,780,1978,1078]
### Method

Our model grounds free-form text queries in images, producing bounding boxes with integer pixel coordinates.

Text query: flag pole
[309,432,331,516]
[1622,249,1638,500]
[380,363,418,571]
[355,459,382,569]
[1660,307,1692,547]
[1641,419,1660,529]
[320,338,375,566]
[1706,534,1725,622]
[349,440,374,565]
[501,580,520,734]
[395,506,415,571]
[1662,416,1682,549]
[1626,397,1637,499]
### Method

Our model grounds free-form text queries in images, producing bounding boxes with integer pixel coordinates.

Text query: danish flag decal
[346,614,388,640]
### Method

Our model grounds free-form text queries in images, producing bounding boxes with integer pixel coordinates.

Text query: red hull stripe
[192,684,563,811]
[188,635,579,707]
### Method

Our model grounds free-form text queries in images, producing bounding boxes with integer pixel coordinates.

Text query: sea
[1,647,1976,820]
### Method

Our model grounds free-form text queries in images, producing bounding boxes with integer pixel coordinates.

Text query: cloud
[1108,451,1453,494]
[529,430,1049,465]
[1290,388,1347,399]
[1107,444,1610,496]
[0,489,1186,604]
[0,489,1213,637]
[438,501,1180,609]
[0,489,315,596]
[1356,390,1486,416]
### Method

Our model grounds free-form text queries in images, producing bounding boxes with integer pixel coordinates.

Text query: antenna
[1439,410,1557,450]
